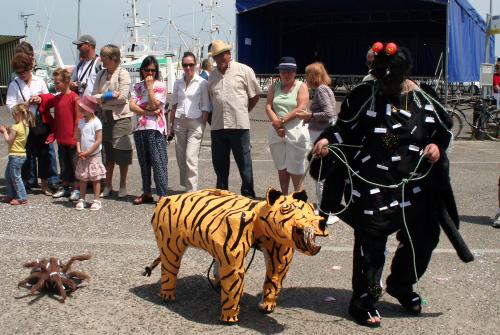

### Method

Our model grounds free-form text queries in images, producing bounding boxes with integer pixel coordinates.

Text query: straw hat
[208,40,232,57]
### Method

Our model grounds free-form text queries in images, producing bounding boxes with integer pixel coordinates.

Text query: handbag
[14,79,50,138]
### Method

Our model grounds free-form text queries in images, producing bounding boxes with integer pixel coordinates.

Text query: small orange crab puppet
[18,255,91,302]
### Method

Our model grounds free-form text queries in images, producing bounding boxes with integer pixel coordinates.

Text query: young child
[40,68,80,200]
[0,103,33,205]
[74,95,106,210]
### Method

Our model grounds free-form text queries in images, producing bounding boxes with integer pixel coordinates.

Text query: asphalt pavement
[0,102,498,335]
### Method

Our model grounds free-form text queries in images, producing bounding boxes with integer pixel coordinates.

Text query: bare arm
[145,77,161,110]
[169,104,177,135]
[248,95,259,112]
[265,85,281,128]
[0,126,17,146]
[76,126,82,155]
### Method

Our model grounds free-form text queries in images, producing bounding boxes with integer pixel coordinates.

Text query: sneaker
[492,212,500,228]
[69,189,81,202]
[75,199,86,210]
[52,188,71,198]
[90,200,102,211]
[118,186,127,198]
[327,215,340,225]
[101,186,113,197]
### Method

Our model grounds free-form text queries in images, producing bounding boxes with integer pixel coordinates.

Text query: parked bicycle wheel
[484,109,500,141]
[450,110,463,139]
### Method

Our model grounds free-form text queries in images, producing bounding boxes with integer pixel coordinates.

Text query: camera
[76,81,87,94]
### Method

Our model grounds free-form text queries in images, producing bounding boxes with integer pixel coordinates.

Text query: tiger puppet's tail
[142,257,160,277]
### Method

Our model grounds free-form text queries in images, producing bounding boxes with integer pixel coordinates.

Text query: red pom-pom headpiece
[372,41,398,56]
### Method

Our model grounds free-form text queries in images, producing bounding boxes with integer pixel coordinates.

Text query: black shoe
[386,287,422,315]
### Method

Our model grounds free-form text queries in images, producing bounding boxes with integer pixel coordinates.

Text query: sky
[0,0,498,66]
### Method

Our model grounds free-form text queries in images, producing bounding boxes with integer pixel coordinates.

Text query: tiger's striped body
[149,188,327,323]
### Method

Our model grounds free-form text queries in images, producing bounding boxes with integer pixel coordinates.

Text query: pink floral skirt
[75,155,107,181]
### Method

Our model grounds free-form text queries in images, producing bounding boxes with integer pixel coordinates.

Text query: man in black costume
[311,43,457,327]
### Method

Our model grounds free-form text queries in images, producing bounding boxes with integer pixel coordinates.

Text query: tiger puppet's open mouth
[292,221,328,256]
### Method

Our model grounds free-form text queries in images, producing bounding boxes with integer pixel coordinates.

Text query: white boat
[119,0,181,93]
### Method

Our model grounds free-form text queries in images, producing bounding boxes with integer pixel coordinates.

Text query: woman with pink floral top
[129,56,168,204]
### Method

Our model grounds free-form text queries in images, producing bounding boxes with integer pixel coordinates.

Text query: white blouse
[172,74,209,119]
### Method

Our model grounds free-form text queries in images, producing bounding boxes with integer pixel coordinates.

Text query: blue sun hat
[276,56,297,71]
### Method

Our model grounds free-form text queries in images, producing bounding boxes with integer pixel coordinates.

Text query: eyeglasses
[182,63,196,68]
[142,68,157,73]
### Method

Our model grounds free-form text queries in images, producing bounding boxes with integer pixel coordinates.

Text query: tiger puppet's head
[256,188,328,255]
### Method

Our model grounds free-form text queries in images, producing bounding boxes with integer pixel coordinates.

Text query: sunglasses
[15,69,29,75]
[142,68,157,73]
[182,63,196,68]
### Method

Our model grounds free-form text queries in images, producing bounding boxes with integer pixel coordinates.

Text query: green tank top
[272,80,301,118]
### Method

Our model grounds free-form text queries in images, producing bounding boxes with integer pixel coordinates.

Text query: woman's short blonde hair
[100,44,121,64]
[305,62,331,88]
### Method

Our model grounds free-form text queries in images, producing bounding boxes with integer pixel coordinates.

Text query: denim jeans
[5,155,27,200]
[210,129,255,198]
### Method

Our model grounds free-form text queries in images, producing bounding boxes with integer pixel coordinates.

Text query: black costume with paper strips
[309,77,472,325]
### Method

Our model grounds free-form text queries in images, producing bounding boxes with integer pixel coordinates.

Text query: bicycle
[447,96,499,141]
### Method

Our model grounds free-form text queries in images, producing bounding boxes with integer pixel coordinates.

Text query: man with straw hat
[207,40,261,198]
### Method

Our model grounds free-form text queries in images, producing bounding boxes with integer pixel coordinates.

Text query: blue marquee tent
[236,0,495,82]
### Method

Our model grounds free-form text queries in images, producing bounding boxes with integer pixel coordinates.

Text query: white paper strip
[392,123,402,129]
[352,190,361,197]
[409,145,420,152]
[413,186,422,194]
[366,110,377,118]
[370,188,381,195]
[391,155,401,162]
[400,201,411,208]
[361,155,371,163]
[376,164,389,171]
[425,104,434,111]
[379,206,388,211]
[334,132,343,143]
[364,210,374,215]
[374,128,387,134]
[390,200,399,207]
[411,125,417,134]
[400,110,412,118]
[386,104,392,116]
[425,116,435,123]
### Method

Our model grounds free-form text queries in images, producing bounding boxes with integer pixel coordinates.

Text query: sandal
[348,299,381,328]
[41,181,53,196]
[133,194,154,205]
[10,199,27,206]
[386,287,422,315]
[90,200,102,211]
[75,199,86,210]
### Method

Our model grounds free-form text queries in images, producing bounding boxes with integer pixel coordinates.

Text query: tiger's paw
[259,301,276,314]
[220,314,239,324]
[159,291,176,301]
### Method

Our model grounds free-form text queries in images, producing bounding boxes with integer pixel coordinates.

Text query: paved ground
[0,102,498,334]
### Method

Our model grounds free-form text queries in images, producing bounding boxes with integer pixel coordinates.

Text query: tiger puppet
[145,188,328,323]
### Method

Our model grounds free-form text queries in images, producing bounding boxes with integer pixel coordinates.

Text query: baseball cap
[73,34,96,46]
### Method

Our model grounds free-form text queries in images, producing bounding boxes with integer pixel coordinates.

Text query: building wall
[0,39,21,105]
